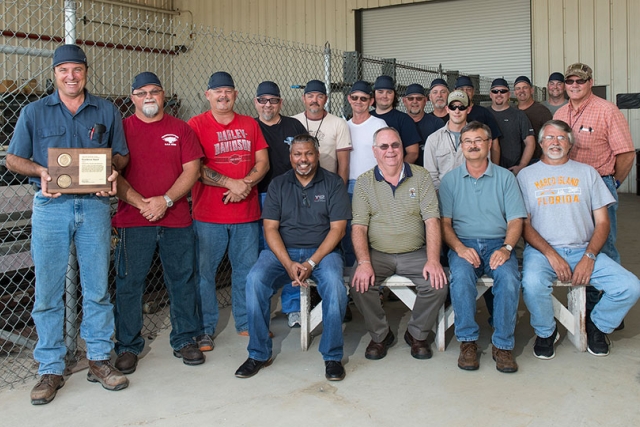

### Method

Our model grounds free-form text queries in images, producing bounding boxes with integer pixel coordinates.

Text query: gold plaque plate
[48,148,112,194]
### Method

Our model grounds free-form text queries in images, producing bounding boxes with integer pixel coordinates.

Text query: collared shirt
[262,167,351,249]
[439,161,527,240]
[8,89,128,187]
[352,163,439,254]
[554,93,634,176]
[423,123,466,190]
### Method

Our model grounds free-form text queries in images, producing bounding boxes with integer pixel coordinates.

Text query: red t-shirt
[188,112,268,224]
[112,114,203,228]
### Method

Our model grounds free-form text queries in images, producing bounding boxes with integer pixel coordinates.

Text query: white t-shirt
[292,112,352,173]
[347,115,387,180]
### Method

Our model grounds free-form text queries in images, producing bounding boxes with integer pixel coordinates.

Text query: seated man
[440,121,526,373]
[518,119,640,358]
[350,127,448,360]
[236,134,351,381]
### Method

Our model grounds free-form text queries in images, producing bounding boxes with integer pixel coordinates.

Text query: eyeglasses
[564,78,590,86]
[543,135,568,142]
[405,96,425,102]
[461,138,489,146]
[132,89,163,98]
[301,191,310,208]
[375,142,402,150]
[256,97,281,104]
[349,95,370,102]
[490,89,509,94]
[448,104,468,111]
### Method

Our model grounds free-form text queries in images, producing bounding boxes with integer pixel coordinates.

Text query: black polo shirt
[262,167,351,249]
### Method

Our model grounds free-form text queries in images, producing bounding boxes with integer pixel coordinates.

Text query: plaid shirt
[554,94,633,176]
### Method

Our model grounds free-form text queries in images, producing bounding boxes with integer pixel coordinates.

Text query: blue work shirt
[439,160,526,240]
[8,89,128,187]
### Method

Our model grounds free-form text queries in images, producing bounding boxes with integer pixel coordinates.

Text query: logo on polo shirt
[409,188,416,198]
[314,194,326,202]
[162,134,179,146]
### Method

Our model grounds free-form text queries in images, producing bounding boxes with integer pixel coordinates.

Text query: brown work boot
[457,341,479,371]
[404,329,432,359]
[115,352,138,375]
[365,330,395,360]
[492,346,518,373]
[87,360,130,390]
[30,374,65,405]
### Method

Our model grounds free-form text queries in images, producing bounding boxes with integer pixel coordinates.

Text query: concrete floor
[1,194,639,427]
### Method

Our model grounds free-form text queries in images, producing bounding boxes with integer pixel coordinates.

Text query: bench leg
[300,286,311,351]
[567,286,587,352]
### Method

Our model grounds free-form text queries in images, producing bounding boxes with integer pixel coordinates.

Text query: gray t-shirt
[517,160,614,247]
[542,100,568,116]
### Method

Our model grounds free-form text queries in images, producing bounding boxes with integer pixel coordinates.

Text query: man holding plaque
[6,44,129,405]
[112,72,205,374]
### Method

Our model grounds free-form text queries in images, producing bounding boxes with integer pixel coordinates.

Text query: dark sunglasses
[565,78,589,85]
[491,89,509,94]
[375,142,402,150]
[448,104,468,111]
[349,95,370,102]
[405,96,425,102]
[256,97,281,104]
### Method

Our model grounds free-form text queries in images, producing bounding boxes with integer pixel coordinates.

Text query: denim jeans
[258,192,298,314]
[448,238,521,350]
[30,192,114,375]
[194,220,258,334]
[114,225,201,354]
[522,244,640,336]
[245,248,347,361]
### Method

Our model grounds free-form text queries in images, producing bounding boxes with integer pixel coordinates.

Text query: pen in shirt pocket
[579,125,594,133]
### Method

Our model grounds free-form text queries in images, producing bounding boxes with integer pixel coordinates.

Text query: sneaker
[492,346,518,373]
[587,318,610,356]
[287,312,301,328]
[87,360,129,391]
[533,327,559,360]
[197,334,214,352]
[30,374,64,405]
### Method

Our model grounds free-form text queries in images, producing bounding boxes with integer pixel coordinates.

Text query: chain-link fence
[0,0,543,389]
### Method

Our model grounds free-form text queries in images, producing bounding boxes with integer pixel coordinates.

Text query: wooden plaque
[47,148,112,194]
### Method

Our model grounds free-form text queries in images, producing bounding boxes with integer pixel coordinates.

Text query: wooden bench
[300,274,587,352]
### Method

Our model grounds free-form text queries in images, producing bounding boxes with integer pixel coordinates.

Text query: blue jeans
[114,226,201,354]
[245,248,347,361]
[448,238,521,350]
[194,220,258,334]
[259,192,298,314]
[522,244,640,336]
[30,192,114,375]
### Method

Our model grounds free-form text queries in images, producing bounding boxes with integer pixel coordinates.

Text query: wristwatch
[163,194,174,208]
[502,244,513,253]
[584,252,597,261]
[306,258,317,270]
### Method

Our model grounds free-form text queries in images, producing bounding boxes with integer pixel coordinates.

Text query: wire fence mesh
[0,0,544,389]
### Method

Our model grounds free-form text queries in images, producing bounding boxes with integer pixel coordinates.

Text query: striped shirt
[352,163,439,254]
[554,94,633,176]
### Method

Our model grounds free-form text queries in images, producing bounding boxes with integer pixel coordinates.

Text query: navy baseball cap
[132,72,162,91]
[514,76,532,86]
[349,80,372,95]
[256,81,280,97]
[548,72,565,83]
[429,78,449,90]
[454,76,474,89]
[491,78,509,89]
[53,44,88,68]
[405,84,425,96]
[374,75,395,91]
[207,71,235,90]
[304,80,327,95]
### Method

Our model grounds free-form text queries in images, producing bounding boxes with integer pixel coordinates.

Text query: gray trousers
[351,247,448,342]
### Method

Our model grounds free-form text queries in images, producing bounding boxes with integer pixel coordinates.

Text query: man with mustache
[440,121,526,373]
[428,78,450,124]
[518,120,640,358]
[402,83,444,167]
[112,72,205,375]
[236,134,351,381]
[188,72,269,352]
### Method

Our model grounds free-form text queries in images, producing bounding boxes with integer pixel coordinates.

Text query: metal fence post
[324,42,331,113]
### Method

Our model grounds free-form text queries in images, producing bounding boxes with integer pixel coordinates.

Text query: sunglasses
[405,96,425,102]
[564,78,589,85]
[349,95,370,102]
[132,89,163,98]
[491,89,509,94]
[448,104,468,111]
[375,142,402,150]
[256,97,281,104]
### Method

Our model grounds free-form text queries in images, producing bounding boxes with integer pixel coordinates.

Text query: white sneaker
[287,312,301,328]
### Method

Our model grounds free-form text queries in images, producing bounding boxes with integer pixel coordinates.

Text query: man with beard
[402,83,444,167]
[112,72,205,374]
[428,78,450,123]
[542,72,567,115]
[188,72,269,351]
[236,134,351,381]
[253,81,307,328]
[518,120,640,358]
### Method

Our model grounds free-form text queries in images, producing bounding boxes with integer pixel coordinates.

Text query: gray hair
[372,126,401,146]
[538,119,575,145]
[289,134,320,152]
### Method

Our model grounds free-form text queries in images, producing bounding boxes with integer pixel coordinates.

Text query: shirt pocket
[77,121,111,148]
[37,126,66,146]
